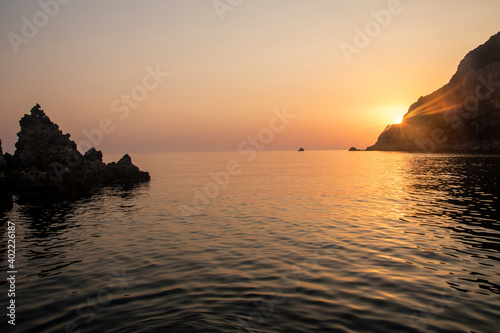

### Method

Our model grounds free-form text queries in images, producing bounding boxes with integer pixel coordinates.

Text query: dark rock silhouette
[298,148,305,152]
[1,104,150,204]
[0,140,4,168]
[349,147,360,151]
[367,31,500,152]
[0,139,13,211]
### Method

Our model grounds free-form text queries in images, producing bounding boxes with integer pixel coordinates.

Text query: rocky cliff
[1,104,150,204]
[367,31,500,152]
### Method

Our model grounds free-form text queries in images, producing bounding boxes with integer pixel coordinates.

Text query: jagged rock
[106,154,150,183]
[4,104,150,201]
[367,31,500,152]
[298,148,305,152]
[15,104,80,171]
[84,147,103,162]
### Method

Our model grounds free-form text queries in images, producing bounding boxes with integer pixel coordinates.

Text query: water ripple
[1,152,499,332]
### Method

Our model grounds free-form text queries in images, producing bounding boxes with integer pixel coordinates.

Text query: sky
[0,0,499,154]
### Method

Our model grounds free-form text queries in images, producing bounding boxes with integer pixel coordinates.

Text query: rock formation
[367,31,500,152]
[298,148,305,152]
[0,139,13,211]
[0,140,4,168]
[1,104,150,204]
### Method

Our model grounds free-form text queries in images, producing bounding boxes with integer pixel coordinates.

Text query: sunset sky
[1,0,499,153]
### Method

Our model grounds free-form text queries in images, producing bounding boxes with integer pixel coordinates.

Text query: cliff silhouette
[367,31,500,152]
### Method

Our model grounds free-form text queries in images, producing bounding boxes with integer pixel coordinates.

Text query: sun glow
[379,105,408,126]
[387,105,408,125]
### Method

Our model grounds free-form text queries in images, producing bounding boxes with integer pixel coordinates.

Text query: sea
[1,151,499,333]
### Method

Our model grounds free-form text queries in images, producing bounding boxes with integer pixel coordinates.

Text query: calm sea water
[1,151,499,333]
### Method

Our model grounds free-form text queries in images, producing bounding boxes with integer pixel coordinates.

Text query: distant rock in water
[367,31,500,153]
[349,147,360,151]
[298,148,305,152]
[1,104,150,203]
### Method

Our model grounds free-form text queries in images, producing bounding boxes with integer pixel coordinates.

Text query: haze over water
[1,151,499,332]
[2,1,500,153]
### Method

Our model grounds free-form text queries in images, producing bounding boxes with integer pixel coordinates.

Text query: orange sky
[1,0,499,153]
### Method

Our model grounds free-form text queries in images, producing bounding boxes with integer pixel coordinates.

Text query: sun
[377,105,408,126]
[386,105,407,124]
